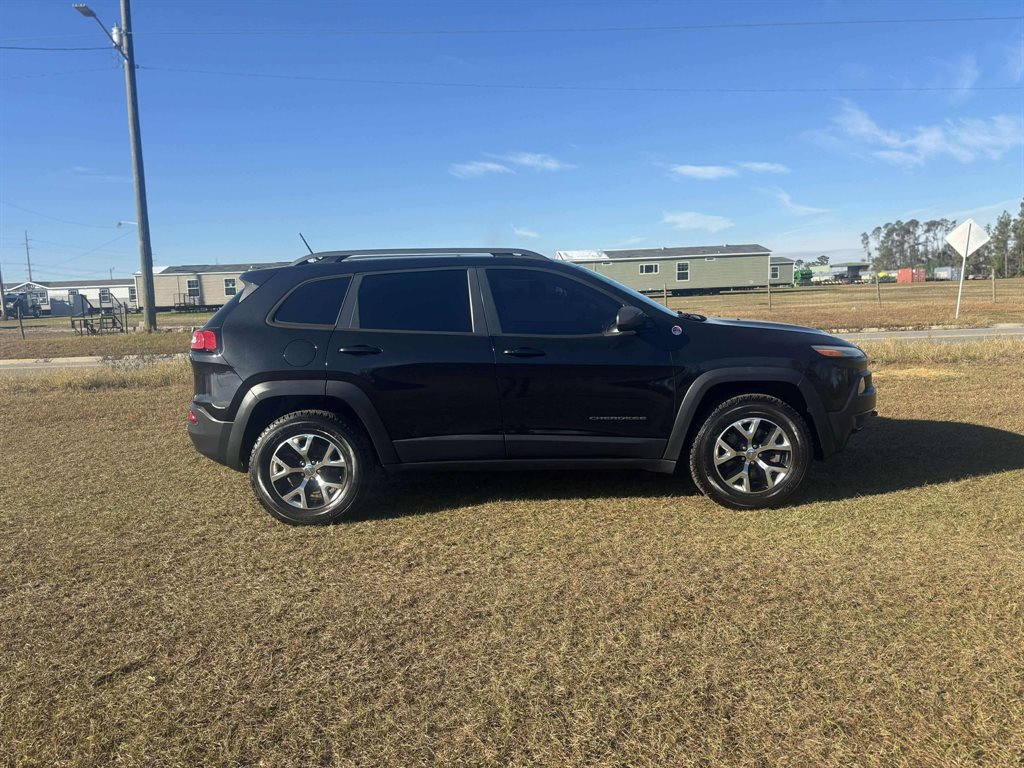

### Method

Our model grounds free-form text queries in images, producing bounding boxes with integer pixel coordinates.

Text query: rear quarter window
[272,276,351,326]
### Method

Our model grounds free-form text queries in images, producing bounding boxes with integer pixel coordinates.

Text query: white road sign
[945,218,990,258]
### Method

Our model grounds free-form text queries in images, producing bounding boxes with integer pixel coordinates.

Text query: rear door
[481,266,676,459]
[327,267,502,462]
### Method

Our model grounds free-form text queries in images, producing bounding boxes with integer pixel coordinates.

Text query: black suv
[187,248,876,524]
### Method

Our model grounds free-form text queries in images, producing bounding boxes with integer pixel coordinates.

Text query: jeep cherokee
[187,248,876,524]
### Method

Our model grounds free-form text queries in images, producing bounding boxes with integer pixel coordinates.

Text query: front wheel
[689,394,812,509]
[248,410,375,525]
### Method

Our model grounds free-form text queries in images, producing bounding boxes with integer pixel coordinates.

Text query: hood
[705,317,831,335]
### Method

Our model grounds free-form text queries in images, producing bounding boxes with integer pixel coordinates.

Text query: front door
[327,267,502,463]
[481,266,675,459]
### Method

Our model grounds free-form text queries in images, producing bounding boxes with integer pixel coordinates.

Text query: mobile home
[554,245,790,294]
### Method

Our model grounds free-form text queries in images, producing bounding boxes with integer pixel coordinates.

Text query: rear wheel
[248,410,374,525]
[689,394,811,509]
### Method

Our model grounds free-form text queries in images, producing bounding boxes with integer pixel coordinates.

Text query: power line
[46,231,135,267]
[0,200,116,229]
[0,45,110,51]
[139,65,1024,94]
[132,15,1024,36]
[0,64,119,81]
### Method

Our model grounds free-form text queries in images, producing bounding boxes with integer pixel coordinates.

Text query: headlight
[812,345,866,360]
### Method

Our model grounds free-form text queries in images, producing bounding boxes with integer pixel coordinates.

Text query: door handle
[338,345,382,355]
[503,347,546,358]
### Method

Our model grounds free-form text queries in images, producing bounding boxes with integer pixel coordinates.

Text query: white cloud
[736,161,790,174]
[614,236,647,246]
[1007,42,1024,82]
[501,152,575,171]
[448,161,514,179]
[824,100,1024,166]
[668,164,738,180]
[940,54,979,103]
[68,165,131,183]
[768,188,831,216]
[662,211,734,232]
[512,225,541,239]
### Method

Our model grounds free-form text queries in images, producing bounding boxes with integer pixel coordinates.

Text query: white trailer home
[6,278,136,315]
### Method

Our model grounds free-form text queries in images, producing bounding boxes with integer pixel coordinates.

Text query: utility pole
[74,1,157,331]
[109,267,114,280]
[24,231,32,282]
[0,258,8,321]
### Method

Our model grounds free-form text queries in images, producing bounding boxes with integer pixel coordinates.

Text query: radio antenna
[299,232,314,255]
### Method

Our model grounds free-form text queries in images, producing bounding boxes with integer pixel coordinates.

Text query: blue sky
[1,0,1022,282]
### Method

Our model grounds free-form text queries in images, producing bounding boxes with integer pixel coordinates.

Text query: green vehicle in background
[795,267,814,287]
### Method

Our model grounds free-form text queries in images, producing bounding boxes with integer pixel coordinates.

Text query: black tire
[248,410,375,525]
[689,394,811,510]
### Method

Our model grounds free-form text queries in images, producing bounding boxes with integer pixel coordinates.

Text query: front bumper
[827,370,877,453]
[187,401,234,467]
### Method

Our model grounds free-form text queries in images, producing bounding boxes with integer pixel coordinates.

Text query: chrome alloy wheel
[713,417,793,494]
[268,433,354,511]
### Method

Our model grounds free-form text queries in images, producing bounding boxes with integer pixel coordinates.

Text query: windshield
[563,262,677,317]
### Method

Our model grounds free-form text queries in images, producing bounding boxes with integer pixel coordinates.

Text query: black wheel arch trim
[225,379,398,470]
[662,366,834,462]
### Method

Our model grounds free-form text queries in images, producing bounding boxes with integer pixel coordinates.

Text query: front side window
[186,279,200,298]
[487,268,621,336]
[224,278,237,296]
[638,263,659,275]
[770,266,780,279]
[676,262,690,281]
[358,270,471,333]
[273,276,351,326]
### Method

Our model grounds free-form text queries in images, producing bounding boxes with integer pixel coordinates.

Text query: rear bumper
[826,371,877,454]
[187,402,234,467]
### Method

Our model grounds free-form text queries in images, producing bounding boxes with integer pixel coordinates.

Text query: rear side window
[273,276,351,326]
[358,270,471,333]
[486,268,621,335]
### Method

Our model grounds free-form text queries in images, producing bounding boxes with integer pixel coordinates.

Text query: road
[840,325,1024,344]
[1,326,1021,376]
[0,354,185,376]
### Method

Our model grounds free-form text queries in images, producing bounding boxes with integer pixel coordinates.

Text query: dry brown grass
[1,344,1023,766]
[668,277,1024,331]
[0,331,191,360]
[0,358,189,395]
[860,337,1024,364]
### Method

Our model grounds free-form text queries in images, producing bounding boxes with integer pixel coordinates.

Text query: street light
[74,1,157,331]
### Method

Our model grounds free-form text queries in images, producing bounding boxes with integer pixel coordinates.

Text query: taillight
[187,409,199,425]
[190,329,218,351]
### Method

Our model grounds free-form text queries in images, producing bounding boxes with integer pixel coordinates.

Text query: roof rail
[289,247,548,267]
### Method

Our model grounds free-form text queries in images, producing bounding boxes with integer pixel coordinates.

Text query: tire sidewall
[251,416,364,525]
[695,401,810,509]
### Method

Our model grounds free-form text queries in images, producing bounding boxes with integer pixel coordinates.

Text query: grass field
[1,342,1022,766]
[1,279,1021,361]
[667,276,1024,331]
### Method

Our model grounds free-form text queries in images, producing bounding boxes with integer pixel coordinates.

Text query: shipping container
[933,266,961,281]
[897,268,926,284]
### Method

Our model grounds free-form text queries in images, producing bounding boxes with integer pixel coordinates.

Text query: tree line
[859,200,1024,278]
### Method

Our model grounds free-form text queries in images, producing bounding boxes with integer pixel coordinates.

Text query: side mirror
[615,305,647,333]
